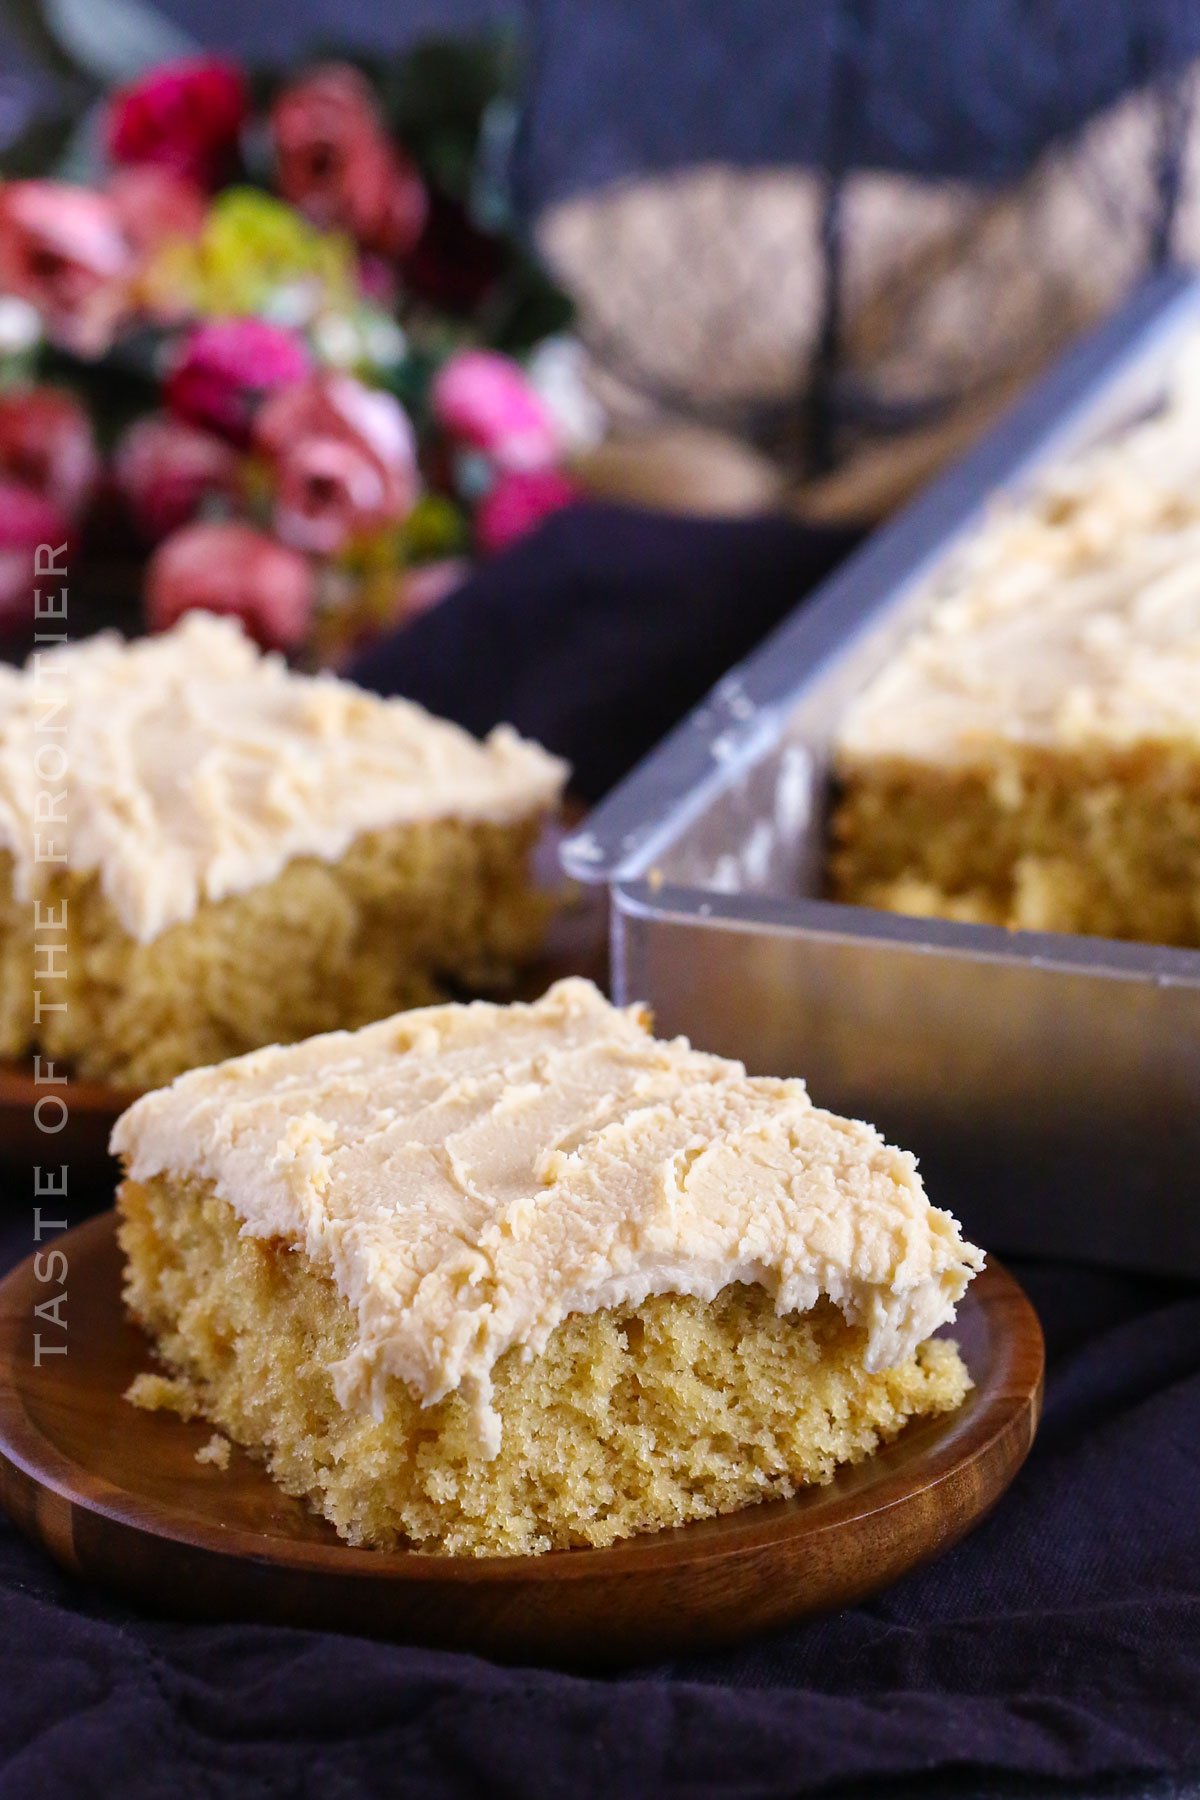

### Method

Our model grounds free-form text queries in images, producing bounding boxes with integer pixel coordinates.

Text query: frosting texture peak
[112,977,984,1452]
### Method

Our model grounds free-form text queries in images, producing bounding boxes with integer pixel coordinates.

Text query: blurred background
[7,0,1200,511]
[4,0,1200,791]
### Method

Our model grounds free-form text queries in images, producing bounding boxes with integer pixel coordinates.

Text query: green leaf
[481,249,576,354]
[0,109,79,180]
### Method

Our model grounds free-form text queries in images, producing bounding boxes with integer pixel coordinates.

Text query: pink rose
[114,413,239,542]
[271,64,427,258]
[0,386,99,519]
[432,349,559,472]
[0,479,71,632]
[107,57,247,190]
[476,468,579,556]
[0,181,132,356]
[107,165,207,258]
[145,520,314,649]
[165,319,312,445]
[255,372,418,554]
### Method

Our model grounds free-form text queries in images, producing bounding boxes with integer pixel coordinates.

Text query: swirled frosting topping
[0,613,565,941]
[112,977,984,1453]
[838,351,1200,767]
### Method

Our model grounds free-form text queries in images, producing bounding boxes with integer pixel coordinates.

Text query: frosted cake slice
[830,358,1200,945]
[0,613,565,1085]
[114,977,983,1557]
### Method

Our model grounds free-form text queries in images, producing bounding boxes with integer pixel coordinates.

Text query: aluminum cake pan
[562,271,1200,1277]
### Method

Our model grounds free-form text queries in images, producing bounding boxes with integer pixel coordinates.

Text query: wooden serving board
[0,1213,1042,1665]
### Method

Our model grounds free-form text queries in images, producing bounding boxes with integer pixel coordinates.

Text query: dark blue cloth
[0,505,1197,1797]
[350,504,859,799]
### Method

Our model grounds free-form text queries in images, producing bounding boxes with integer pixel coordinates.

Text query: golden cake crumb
[195,1433,231,1471]
[125,1370,201,1420]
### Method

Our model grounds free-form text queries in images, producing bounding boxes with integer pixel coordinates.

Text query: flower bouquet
[0,28,601,660]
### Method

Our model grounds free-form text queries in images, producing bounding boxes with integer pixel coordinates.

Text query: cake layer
[830,748,1200,944]
[0,815,548,1087]
[831,351,1200,943]
[0,613,565,944]
[119,1175,971,1556]
[111,978,983,1453]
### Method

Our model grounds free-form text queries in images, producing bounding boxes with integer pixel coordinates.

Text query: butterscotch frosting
[0,613,565,942]
[112,977,984,1453]
[838,354,1200,767]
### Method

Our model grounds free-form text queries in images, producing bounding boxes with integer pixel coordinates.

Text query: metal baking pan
[562,270,1200,1277]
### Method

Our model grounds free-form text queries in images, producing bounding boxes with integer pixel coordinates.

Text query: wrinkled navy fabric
[350,504,859,801]
[0,506,1197,1797]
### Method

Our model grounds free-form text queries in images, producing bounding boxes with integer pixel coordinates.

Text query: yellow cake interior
[119,1174,971,1558]
[830,746,1200,944]
[0,816,549,1088]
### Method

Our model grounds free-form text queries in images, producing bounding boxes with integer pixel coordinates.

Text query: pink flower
[107,57,247,190]
[165,319,312,445]
[145,520,314,649]
[401,557,468,618]
[432,349,559,471]
[255,372,417,554]
[0,386,99,519]
[271,64,427,258]
[114,413,239,542]
[0,479,71,632]
[107,165,207,258]
[0,181,132,356]
[476,468,579,556]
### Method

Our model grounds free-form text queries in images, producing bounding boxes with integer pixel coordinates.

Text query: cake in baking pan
[114,977,981,1557]
[0,613,565,1086]
[830,358,1200,945]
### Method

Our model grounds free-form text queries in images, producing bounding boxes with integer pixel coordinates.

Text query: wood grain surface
[0,1212,1043,1665]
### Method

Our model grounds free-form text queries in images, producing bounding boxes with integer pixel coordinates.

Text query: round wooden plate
[0,1213,1042,1665]
[0,1062,135,1164]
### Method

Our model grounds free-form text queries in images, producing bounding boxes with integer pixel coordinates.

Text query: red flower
[145,520,314,649]
[0,386,99,519]
[107,165,207,257]
[476,468,579,556]
[0,181,132,356]
[166,318,312,445]
[0,479,71,633]
[114,413,239,542]
[255,372,418,555]
[271,64,427,258]
[107,57,247,190]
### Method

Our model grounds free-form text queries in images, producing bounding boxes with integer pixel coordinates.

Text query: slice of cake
[113,977,983,1557]
[0,612,565,1086]
[830,361,1200,945]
